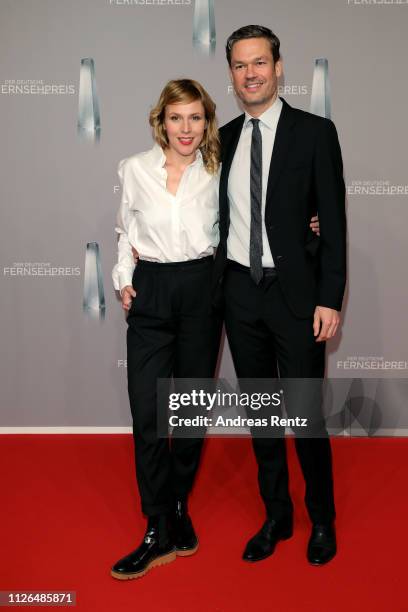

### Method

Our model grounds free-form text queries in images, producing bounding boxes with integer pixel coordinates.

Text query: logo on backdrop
[337,356,408,370]
[347,180,408,196]
[83,242,106,320]
[77,58,101,144]
[1,79,75,95]
[108,0,191,5]
[3,263,80,277]
[227,84,309,96]
[347,0,408,5]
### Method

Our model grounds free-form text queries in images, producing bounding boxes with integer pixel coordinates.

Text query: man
[214,25,346,565]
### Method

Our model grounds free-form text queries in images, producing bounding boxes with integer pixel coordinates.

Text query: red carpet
[1,435,407,611]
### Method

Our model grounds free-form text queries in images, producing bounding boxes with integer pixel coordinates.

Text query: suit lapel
[265,97,297,204]
[219,114,245,242]
[220,114,245,190]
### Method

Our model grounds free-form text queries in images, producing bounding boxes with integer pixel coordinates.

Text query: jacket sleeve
[111,158,136,294]
[313,119,347,311]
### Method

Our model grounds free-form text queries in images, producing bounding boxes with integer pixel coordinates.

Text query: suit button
[276,255,284,260]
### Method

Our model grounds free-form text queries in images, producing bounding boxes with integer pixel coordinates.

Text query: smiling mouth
[245,82,264,91]
[178,137,194,145]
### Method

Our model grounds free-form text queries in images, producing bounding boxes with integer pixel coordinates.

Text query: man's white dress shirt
[227,96,283,268]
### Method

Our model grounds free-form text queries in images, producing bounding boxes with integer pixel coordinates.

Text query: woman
[111,79,320,580]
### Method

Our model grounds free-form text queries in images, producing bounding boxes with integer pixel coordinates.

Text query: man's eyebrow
[232,56,268,64]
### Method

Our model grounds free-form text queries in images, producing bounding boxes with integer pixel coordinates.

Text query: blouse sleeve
[111,158,136,293]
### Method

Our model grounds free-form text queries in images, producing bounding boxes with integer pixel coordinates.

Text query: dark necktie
[249,118,263,284]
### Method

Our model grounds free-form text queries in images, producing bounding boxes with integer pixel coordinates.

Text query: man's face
[229,37,282,112]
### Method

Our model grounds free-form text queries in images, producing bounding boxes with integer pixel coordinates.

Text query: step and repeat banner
[1,0,407,434]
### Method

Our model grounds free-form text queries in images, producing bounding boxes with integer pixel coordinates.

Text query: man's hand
[313,306,340,342]
[310,215,320,236]
[121,285,136,311]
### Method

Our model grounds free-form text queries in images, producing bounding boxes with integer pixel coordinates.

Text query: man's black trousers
[223,262,336,524]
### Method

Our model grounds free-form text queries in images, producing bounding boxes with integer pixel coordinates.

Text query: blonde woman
[111,79,320,580]
[111,79,222,580]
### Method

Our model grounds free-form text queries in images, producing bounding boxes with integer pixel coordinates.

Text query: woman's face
[163,99,206,159]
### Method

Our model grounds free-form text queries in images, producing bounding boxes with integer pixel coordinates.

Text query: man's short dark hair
[226,25,281,66]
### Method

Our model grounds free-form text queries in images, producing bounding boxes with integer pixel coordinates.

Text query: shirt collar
[150,141,203,169]
[244,95,283,130]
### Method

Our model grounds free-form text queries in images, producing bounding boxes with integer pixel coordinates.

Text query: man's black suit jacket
[213,97,347,320]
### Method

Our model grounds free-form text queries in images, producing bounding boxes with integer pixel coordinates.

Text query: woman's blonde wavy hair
[149,79,220,175]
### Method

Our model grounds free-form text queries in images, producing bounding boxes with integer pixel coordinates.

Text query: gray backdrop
[1,0,407,433]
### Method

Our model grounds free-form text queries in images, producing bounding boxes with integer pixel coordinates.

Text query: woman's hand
[310,215,320,236]
[121,285,136,311]
[132,247,139,262]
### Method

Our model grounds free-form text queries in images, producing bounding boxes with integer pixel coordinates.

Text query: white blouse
[112,142,220,293]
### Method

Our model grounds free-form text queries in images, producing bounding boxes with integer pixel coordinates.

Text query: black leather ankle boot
[171,499,199,556]
[111,515,176,580]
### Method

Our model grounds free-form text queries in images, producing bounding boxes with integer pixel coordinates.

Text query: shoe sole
[110,549,176,580]
[307,551,337,566]
[242,531,293,563]
[175,542,199,557]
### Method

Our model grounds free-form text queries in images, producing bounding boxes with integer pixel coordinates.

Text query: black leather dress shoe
[307,522,337,565]
[111,516,176,580]
[242,517,293,562]
[171,499,199,556]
